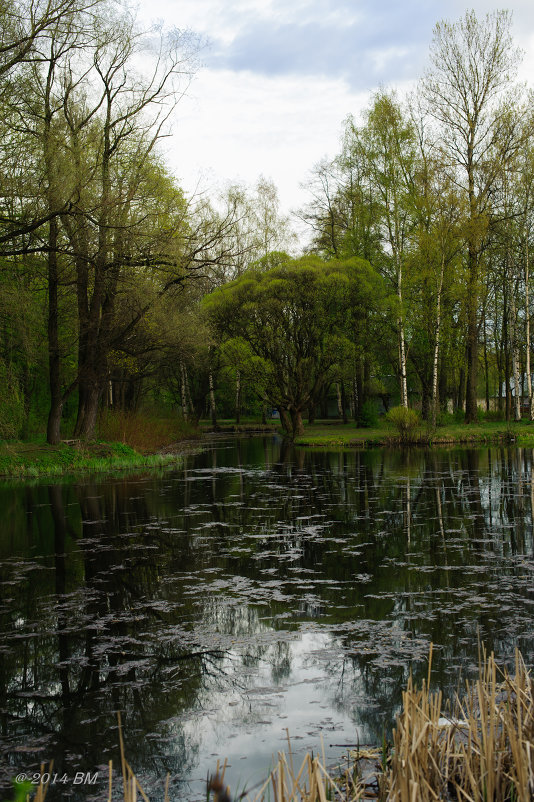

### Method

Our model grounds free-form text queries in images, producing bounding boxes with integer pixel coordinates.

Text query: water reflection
[1,440,534,799]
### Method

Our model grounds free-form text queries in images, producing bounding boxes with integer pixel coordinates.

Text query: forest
[1,2,533,446]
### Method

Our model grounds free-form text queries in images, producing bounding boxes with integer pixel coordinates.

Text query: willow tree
[421,10,524,422]
[204,256,382,439]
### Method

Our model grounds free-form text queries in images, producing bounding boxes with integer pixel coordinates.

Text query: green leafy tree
[204,255,383,439]
[421,9,526,422]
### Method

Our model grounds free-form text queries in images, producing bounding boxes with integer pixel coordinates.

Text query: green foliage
[358,399,379,428]
[386,405,421,443]
[484,409,505,422]
[10,779,33,802]
[0,440,187,478]
[204,255,384,437]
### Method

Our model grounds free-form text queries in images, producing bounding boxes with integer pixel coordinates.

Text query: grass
[295,418,534,448]
[11,648,534,801]
[0,410,201,478]
[0,440,189,478]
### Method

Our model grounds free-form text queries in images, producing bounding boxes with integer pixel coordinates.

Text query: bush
[484,408,505,422]
[386,405,420,443]
[358,399,379,428]
[97,409,198,452]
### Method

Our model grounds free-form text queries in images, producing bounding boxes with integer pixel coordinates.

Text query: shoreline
[0,439,202,479]
[3,420,534,478]
[294,420,534,448]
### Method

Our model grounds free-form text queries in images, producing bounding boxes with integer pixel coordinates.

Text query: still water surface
[1,437,534,799]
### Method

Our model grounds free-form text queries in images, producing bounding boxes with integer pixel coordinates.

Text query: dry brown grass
[97,409,198,453]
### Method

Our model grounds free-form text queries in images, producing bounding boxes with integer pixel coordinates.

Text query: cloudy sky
[137,0,534,217]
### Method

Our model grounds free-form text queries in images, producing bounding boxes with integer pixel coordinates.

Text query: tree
[204,256,382,439]
[421,10,524,422]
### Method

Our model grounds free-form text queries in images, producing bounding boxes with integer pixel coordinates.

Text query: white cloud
[163,68,370,212]
[140,0,534,239]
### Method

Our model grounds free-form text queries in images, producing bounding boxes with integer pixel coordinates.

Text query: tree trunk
[180,361,188,421]
[208,370,217,428]
[399,320,408,408]
[235,370,241,424]
[352,373,358,421]
[336,383,343,418]
[279,407,291,434]
[431,251,445,427]
[511,287,522,422]
[457,366,466,413]
[484,319,490,413]
[290,408,304,438]
[464,247,479,422]
[526,233,533,420]
[341,381,348,424]
[46,216,63,445]
[75,380,101,439]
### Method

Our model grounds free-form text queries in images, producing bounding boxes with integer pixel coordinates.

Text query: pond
[1,436,534,800]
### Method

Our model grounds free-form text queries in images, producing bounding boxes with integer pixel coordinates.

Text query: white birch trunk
[431,251,445,427]
[235,370,241,423]
[397,257,408,408]
[208,370,217,426]
[526,234,533,420]
[511,287,522,422]
[180,362,188,421]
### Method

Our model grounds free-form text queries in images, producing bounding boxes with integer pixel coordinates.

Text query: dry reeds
[212,647,534,802]
[387,647,534,802]
[213,733,374,802]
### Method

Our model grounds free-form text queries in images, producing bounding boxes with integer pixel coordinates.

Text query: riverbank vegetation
[0,440,189,478]
[2,7,534,446]
[294,417,534,448]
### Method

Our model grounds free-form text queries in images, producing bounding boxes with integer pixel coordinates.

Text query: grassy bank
[0,440,194,478]
[294,419,534,448]
[0,410,202,478]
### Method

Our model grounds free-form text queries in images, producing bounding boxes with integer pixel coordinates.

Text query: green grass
[0,440,189,478]
[294,418,534,448]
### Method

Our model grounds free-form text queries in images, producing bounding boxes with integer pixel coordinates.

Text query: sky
[136,0,534,221]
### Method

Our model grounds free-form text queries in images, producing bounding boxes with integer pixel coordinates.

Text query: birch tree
[422,10,524,422]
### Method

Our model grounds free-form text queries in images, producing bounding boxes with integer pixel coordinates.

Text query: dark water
[1,437,534,799]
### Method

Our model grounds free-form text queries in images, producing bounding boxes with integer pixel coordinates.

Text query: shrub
[386,405,420,443]
[97,409,198,452]
[358,399,379,428]
[436,411,455,426]
[484,408,505,422]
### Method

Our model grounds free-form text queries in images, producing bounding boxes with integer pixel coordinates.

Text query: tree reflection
[0,440,533,798]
